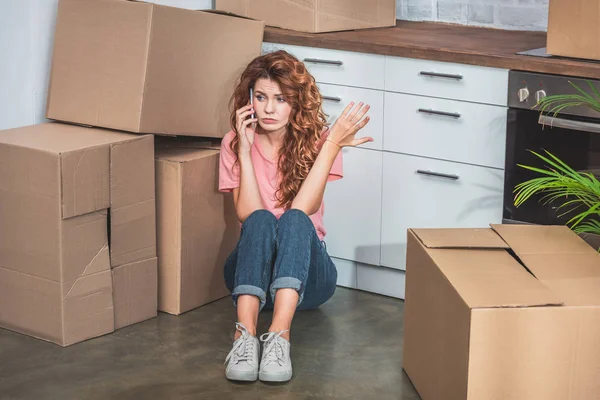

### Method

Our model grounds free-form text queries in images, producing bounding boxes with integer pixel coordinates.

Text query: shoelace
[259,330,290,367]
[224,322,255,366]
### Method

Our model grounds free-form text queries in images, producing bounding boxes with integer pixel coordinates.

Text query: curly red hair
[228,50,328,210]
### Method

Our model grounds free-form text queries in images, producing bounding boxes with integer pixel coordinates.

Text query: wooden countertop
[264,21,600,79]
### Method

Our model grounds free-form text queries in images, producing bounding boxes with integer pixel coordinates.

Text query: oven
[503,70,600,226]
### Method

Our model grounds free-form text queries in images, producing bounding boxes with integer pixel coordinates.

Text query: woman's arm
[232,104,264,223]
[291,102,371,215]
[233,151,264,222]
[290,141,341,215]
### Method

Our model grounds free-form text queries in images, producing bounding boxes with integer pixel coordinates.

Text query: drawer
[323,147,382,266]
[380,152,504,271]
[385,56,508,106]
[357,265,405,300]
[331,257,357,289]
[262,42,385,90]
[383,92,507,169]
[318,83,384,151]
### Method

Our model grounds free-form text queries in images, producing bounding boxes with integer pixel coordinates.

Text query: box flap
[492,224,600,306]
[426,248,563,308]
[61,147,110,219]
[491,224,595,255]
[410,228,509,249]
[112,257,157,329]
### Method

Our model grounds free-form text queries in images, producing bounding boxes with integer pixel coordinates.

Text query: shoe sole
[226,370,258,382]
[259,371,292,382]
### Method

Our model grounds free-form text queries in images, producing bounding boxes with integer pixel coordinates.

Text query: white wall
[396,0,549,31]
[0,0,213,131]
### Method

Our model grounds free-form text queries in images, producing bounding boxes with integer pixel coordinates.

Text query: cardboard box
[46,0,265,137]
[215,0,396,33]
[403,224,600,400]
[112,257,158,330]
[547,0,600,61]
[0,123,157,345]
[155,144,239,315]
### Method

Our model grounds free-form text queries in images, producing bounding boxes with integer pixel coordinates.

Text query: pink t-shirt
[218,129,343,240]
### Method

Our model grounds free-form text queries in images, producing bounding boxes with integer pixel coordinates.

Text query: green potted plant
[513,80,600,249]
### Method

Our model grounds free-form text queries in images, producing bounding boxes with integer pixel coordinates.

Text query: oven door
[503,108,600,225]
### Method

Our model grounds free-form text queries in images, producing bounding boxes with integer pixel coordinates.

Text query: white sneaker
[224,322,260,381]
[259,330,293,382]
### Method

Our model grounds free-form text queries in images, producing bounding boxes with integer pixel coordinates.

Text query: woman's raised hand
[327,102,373,148]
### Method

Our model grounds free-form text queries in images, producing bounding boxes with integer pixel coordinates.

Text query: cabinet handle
[416,169,460,180]
[304,58,343,66]
[418,108,461,119]
[419,71,463,80]
[322,95,342,103]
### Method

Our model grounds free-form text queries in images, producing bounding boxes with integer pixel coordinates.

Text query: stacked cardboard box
[0,0,261,345]
[547,0,600,61]
[155,143,240,315]
[0,123,157,346]
[46,0,264,137]
[215,0,397,33]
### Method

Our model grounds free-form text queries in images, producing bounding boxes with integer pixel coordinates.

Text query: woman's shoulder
[222,130,236,144]
[220,130,236,151]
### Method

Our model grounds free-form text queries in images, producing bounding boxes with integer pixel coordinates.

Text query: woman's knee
[242,209,277,231]
[278,208,311,228]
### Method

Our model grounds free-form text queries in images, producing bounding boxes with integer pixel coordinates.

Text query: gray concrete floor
[0,287,420,400]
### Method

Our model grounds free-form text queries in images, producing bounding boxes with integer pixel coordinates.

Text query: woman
[219,50,372,383]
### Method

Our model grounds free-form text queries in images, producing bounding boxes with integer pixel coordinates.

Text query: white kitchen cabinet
[385,55,509,107]
[331,257,358,289]
[323,147,383,266]
[357,264,405,299]
[262,42,386,90]
[331,258,406,300]
[384,92,507,169]
[318,83,384,151]
[258,41,509,300]
[380,152,504,270]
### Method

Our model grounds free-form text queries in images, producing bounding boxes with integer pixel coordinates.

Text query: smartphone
[249,88,255,119]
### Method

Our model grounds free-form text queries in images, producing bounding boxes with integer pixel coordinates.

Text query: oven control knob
[518,87,530,102]
[535,89,547,103]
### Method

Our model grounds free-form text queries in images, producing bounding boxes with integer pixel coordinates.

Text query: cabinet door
[383,92,507,169]
[323,147,383,266]
[385,55,508,107]
[357,264,405,300]
[331,257,357,289]
[381,152,504,270]
[262,42,385,90]
[318,83,384,151]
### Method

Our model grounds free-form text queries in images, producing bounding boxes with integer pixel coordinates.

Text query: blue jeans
[224,209,338,311]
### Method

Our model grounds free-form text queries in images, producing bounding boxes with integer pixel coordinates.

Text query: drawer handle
[418,108,461,119]
[304,58,343,66]
[416,169,460,180]
[419,71,463,80]
[322,95,342,103]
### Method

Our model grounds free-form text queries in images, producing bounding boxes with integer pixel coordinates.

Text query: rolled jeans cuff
[270,277,304,306]
[232,285,267,311]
